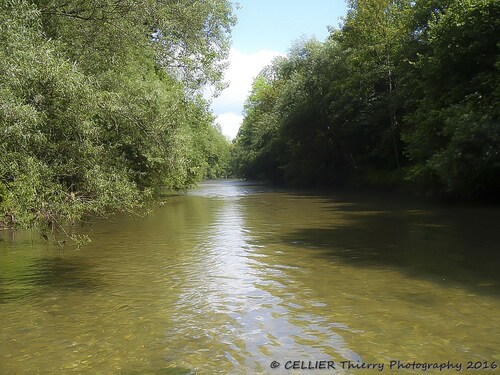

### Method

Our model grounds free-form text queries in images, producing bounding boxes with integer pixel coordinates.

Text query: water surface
[1,180,499,374]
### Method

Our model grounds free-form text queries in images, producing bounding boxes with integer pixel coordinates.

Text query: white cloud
[215,112,244,140]
[210,48,283,139]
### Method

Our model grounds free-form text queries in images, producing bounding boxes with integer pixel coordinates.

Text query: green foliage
[403,0,500,196]
[231,71,284,182]
[231,0,499,199]
[427,103,500,195]
[202,124,232,179]
[0,0,234,237]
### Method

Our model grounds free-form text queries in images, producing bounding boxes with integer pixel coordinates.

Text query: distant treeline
[0,0,233,239]
[231,0,499,199]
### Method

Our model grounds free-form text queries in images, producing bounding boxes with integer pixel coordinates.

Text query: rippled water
[1,180,499,374]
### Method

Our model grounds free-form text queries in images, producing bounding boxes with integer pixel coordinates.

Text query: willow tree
[0,0,235,239]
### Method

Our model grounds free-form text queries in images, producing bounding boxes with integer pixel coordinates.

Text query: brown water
[1,180,499,374]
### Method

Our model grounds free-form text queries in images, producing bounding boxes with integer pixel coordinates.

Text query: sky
[211,0,348,139]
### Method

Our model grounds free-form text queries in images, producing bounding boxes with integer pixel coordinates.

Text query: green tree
[232,65,284,182]
[342,0,413,169]
[232,0,498,199]
[0,0,235,238]
[403,0,500,196]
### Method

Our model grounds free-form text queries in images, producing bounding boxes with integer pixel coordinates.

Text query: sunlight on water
[1,180,499,374]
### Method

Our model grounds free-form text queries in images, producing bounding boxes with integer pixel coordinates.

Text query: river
[1,180,499,374]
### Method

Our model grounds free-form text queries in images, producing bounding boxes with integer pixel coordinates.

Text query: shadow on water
[280,196,500,297]
[0,256,102,303]
[30,257,103,291]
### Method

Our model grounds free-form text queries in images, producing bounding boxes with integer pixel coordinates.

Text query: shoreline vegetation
[1,0,499,242]
[0,0,234,240]
[230,0,499,202]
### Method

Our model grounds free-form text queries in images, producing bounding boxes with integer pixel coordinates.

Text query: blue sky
[212,0,348,139]
[232,0,347,54]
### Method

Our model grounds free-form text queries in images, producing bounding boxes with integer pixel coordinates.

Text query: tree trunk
[388,68,400,168]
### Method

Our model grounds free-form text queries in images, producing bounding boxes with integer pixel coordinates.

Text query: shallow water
[1,180,499,374]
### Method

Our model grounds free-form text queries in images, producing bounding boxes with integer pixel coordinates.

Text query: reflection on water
[1,180,499,374]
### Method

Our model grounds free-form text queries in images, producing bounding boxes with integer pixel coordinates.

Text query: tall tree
[0,0,235,238]
[403,0,500,196]
[342,0,412,169]
[231,0,499,199]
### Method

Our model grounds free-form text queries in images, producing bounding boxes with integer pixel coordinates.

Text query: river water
[1,180,499,374]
